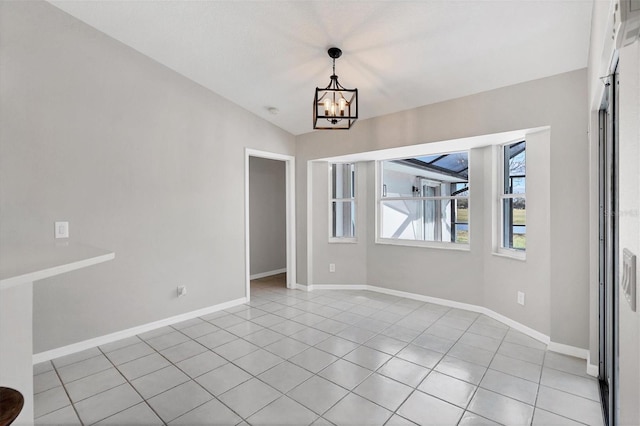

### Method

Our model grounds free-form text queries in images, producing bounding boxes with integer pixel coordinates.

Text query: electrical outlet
[329,263,336,273]
[517,291,525,306]
[54,221,69,239]
[177,286,187,297]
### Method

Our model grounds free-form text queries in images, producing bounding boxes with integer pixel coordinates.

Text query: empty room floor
[33,278,603,425]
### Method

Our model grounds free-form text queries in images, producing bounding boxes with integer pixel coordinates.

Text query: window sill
[492,249,526,262]
[375,238,470,251]
[329,238,358,244]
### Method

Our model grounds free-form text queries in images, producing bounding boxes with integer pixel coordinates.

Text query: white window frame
[496,140,526,260]
[375,154,470,251]
[329,162,357,243]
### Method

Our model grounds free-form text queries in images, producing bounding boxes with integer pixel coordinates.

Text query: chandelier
[313,47,358,130]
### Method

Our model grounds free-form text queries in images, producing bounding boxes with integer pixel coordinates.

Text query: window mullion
[382,196,469,201]
[500,193,526,200]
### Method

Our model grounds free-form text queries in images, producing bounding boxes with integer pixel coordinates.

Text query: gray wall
[309,133,552,336]
[0,1,295,353]
[482,130,551,339]
[0,0,600,385]
[297,69,588,348]
[249,157,286,276]
[310,161,368,285]
[366,148,486,306]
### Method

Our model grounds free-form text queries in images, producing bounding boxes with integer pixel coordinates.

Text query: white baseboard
[366,284,551,345]
[293,283,368,291]
[309,284,369,291]
[586,353,599,377]
[38,280,593,375]
[250,268,286,280]
[477,308,551,345]
[547,341,590,360]
[33,297,247,364]
[298,283,596,365]
[301,283,551,345]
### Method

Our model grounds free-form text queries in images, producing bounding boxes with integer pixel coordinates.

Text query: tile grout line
[453,314,512,426]
[250,289,495,423]
[267,295,450,423]
[226,298,587,426]
[101,325,253,425]
[62,328,224,425]
[126,325,253,425]
[95,345,169,426]
[36,281,597,426]
[530,349,547,426]
[266,285,597,425]
[254,285,418,423]
[215,287,438,422]
[530,351,594,426]
[49,361,85,425]
[308,291,545,425]
[365,306,494,425]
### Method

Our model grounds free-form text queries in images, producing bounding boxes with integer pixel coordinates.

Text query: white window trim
[374,157,471,251]
[376,236,472,251]
[494,140,526,260]
[328,162,357,243]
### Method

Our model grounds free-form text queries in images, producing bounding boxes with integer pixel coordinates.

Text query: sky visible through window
[413,152,469,179]
[508,144,526,194]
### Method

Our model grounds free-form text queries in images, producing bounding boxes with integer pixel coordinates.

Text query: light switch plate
[622,248,636,312]
[54,221,69,239]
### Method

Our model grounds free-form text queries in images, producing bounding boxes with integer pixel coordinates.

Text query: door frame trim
[245,149,296,299]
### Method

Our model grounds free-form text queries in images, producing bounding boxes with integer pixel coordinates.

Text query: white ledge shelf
[0,242,115,290]
[0,241,114,424]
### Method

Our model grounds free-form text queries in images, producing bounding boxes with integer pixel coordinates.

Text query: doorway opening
[244,149,296,300]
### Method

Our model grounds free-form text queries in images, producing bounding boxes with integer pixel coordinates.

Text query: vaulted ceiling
[49,1,594,136]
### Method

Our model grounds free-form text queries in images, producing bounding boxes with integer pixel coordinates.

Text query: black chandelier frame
[313,47,358,130]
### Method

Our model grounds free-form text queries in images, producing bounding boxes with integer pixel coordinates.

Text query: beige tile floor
[33,273,604,425]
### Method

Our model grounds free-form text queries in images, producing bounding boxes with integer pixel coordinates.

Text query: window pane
[502,197,526,250]
[414,154,441,164]
[451,183,469,197]
[453,199,469,244]
[504,142,526,194]
[431,152,469,174]
[332,201,355,238]
[380,199,468,244]
[380,199,416,240]
[423,199,442,241]
[455,199,468,224]
[509,177,526,194]
[381,161,416,197]
[379,151,470,246]
[332,163,355,199]
[382,153,469,198]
